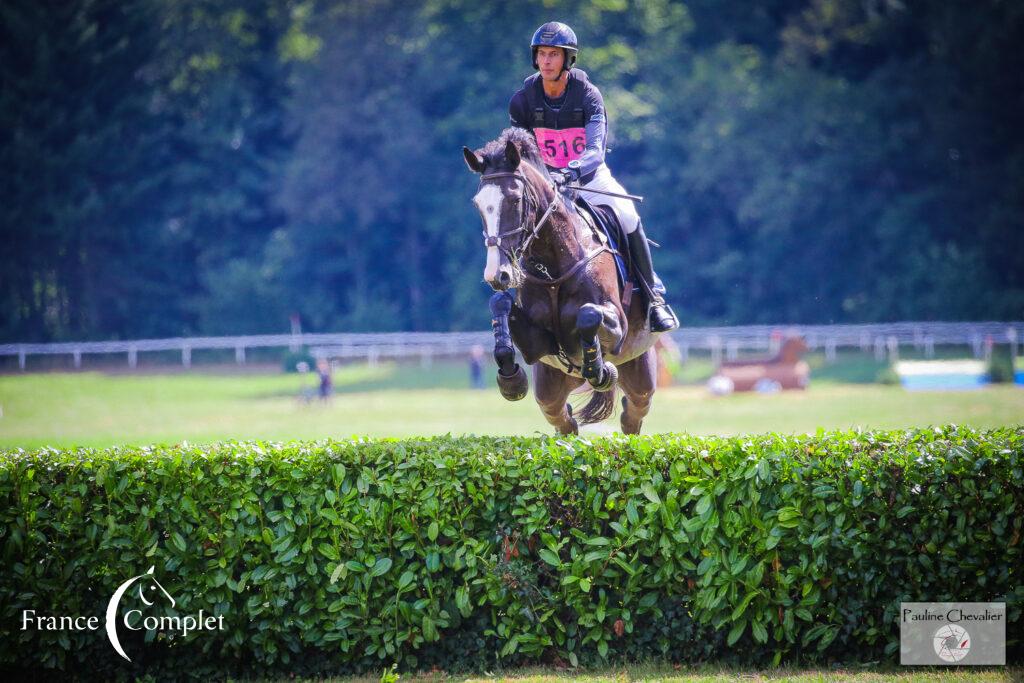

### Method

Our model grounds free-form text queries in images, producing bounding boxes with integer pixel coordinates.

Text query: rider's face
[536,46,565,80]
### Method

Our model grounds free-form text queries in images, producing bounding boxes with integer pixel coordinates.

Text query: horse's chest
[520,297,558,324]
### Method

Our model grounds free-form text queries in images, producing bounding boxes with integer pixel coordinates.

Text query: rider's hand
[553,168,577,187]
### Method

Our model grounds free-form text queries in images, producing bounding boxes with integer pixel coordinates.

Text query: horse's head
[137,565,176,609]
[463,128,551,290]
[779,336,808,364]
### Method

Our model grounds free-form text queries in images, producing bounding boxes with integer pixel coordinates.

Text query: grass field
[262,661,1023,682]
[0,358,1021,448]
[275,664,1023,683]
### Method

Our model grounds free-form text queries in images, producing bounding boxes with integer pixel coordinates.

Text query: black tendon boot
[626,223,680,333]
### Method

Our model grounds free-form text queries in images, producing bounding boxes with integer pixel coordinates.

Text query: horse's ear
[505,140,521,169]
[463,146,485,173]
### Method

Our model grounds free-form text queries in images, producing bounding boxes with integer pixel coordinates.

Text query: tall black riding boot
[627,223,680,333]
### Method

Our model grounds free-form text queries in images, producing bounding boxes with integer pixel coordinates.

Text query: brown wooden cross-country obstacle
[710,336,810,392]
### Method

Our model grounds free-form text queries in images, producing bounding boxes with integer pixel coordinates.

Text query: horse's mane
[479,127,551,179]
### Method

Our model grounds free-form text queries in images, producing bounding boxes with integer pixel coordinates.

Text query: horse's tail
[575,384,617,425]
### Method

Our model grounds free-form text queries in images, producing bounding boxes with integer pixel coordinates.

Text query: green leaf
[426,552,441,572]
[317,543,339,561]
[755,459,770,483]
[641,482,661,505]
[852,480,864,505]
[751,619,768,644]
[539,549,561,566]
[626,499,639,525]
[731,590,758,620]
[427,521,439,541]
[697,555,716,576]
[727,619,746,646]
[579,577,592,592]
[777,507,801,522]
[639,592,658,609]
[584,536,611,546]
[398,570,416,592]
[611,556,636,576]
[422,615,438,641]
[500,634,519,656]
[370,557,392,577]
[171,532,186,553]
[695,494,711,515]
[329,563,345,584]
[455,585,471,617]
[818,625,839,651]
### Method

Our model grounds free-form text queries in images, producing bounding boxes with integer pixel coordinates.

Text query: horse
[462,127,662,435]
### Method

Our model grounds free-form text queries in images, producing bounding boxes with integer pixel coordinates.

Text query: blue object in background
[900,374,989,391]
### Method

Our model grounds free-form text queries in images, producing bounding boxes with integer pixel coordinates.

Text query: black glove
[552,167,579,187]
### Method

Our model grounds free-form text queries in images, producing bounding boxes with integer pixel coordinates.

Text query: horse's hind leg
[618,348,657,434]
[534,362,584,435]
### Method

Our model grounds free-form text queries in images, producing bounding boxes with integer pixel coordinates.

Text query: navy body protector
[521,73,597,185]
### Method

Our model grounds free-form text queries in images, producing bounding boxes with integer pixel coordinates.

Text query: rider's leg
[578,167,679,333]
[626,224,678,332]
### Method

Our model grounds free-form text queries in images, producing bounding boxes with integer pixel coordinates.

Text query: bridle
[477,171,562,273]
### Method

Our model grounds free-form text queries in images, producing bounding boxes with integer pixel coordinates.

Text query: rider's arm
[509,91,530,130]
[575,83,607,178]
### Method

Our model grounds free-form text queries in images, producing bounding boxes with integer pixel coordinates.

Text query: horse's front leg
[534,361,584,435]
[576,303,623,391]
[489,291,528,401]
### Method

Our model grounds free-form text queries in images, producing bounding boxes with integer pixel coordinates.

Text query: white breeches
[577,163,640,234]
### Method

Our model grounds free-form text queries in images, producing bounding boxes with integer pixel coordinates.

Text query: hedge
[1,426,1022,680]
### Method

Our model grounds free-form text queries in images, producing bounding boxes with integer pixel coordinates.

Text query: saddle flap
[573,197,636,310]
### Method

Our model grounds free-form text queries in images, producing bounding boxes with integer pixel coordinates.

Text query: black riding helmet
[531,21,578,71]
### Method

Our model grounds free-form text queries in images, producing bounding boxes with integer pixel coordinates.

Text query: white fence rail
[0,322,1020,370]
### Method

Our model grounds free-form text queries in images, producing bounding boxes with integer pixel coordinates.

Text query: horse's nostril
[499,272,511,285]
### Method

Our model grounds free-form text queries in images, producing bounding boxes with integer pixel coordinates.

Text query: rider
[509,21,680,333]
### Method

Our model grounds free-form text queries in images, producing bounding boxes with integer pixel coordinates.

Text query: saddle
[572,195,638,311]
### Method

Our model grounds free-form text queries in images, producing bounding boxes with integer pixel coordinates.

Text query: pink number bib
[533,127,586,169]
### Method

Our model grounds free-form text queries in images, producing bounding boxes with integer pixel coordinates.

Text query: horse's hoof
[496,364,528,401]
[589,361,618,392]
[558,417,579,435]
[620,417,643,434]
